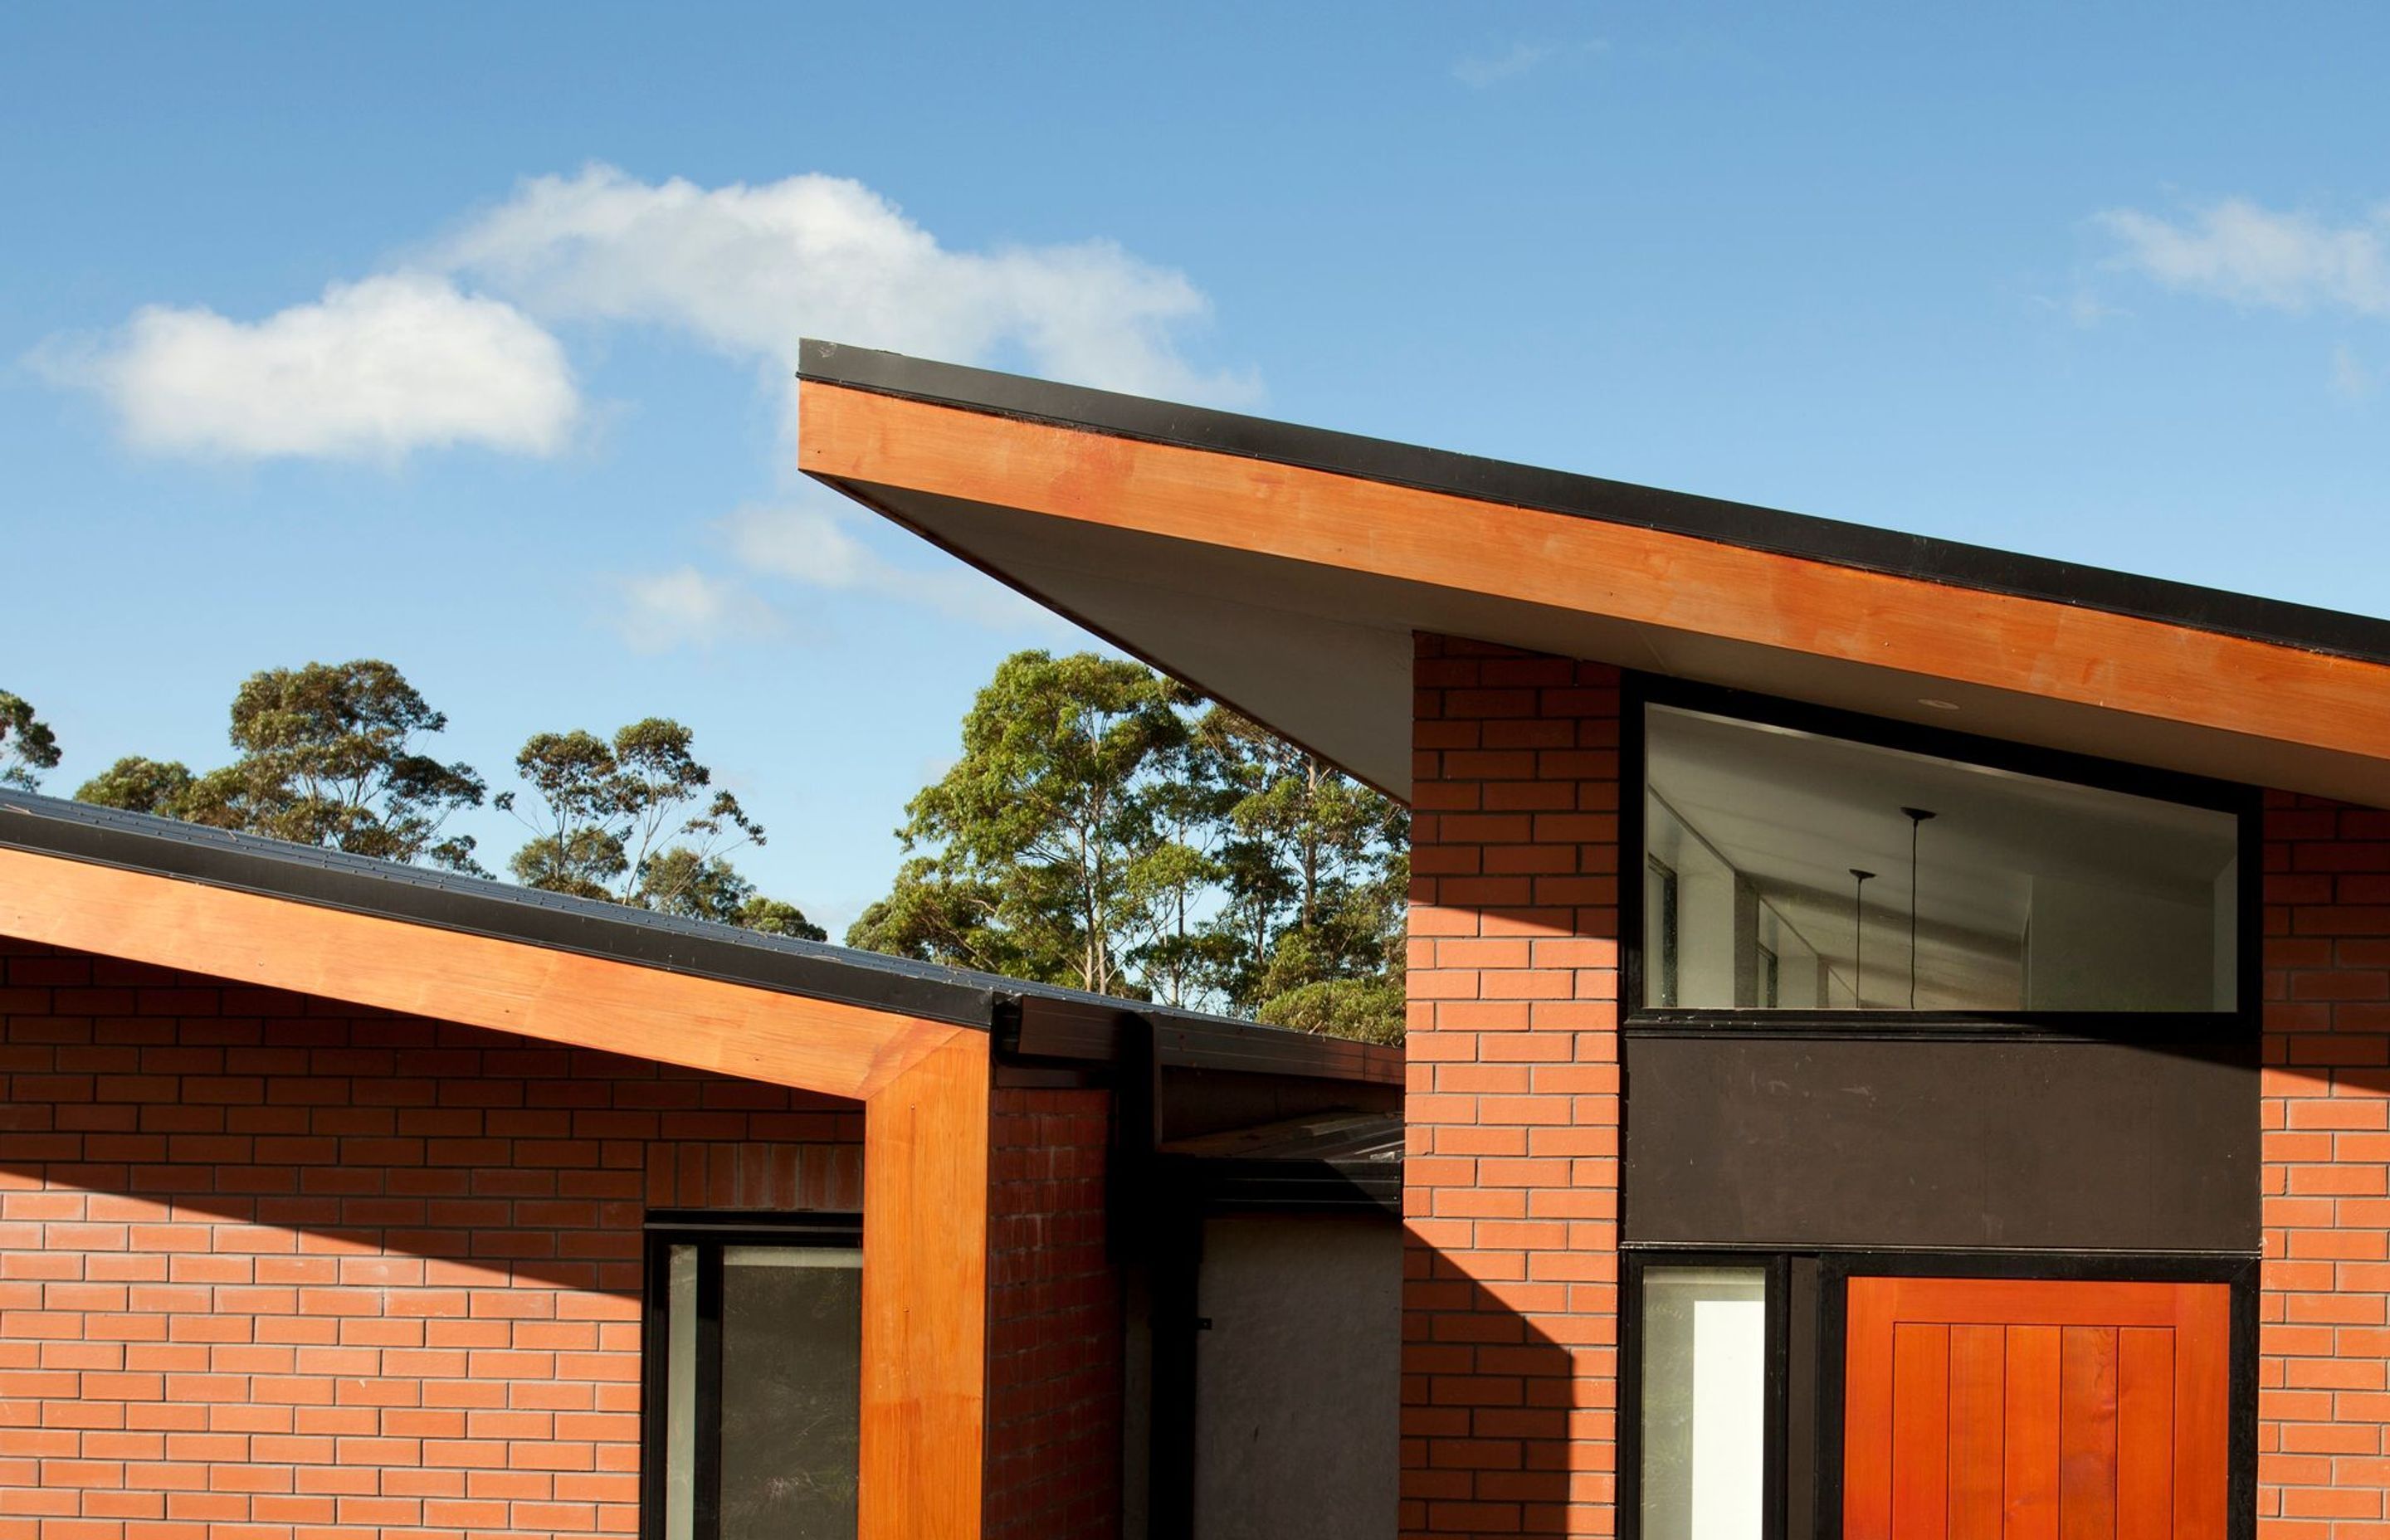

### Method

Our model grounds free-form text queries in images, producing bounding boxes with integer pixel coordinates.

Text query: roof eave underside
[796,344,2390,811]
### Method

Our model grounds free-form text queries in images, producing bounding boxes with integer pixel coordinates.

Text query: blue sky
[7,2,2388,934]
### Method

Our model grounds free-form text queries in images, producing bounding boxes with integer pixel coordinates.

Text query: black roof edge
[1010,991,1402,1087]
[0,792,1397,1084]
[0,790,1006,1030]
[1159,1153,1402,1217]
[798,339,2390,670]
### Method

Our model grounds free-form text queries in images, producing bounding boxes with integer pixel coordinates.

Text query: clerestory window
[1633,687,2249,1019]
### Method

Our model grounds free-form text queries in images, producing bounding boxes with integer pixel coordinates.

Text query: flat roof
[798,339,2390,808]
[0,790,1397,1087]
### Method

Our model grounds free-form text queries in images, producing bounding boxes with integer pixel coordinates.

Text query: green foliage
[50,663,829,938]
[498,718,818,939]
[75,756,197,817]
[846,858,1025,977]
[1197,707,1409,1017]
[851,651,1408,1041]
[0,690,61,792]
[1256,975,1407,1045]
[734,895,828,942]
[846,651,1202,998]
[635,846,826,941]
[165,661,488,872]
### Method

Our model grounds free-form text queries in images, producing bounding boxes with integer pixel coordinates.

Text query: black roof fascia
[0,791,1397,1085]
[1159,1110,1407,1162]
[0,791,1007,1028]
[797,339,2390,670]
[1010,992,1403,1087]
[0,793,1395,1080]
[1159,1154,1402,1217]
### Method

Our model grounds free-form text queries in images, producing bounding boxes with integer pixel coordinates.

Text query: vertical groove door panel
[1842,1278,2228,1540]
[1891,1324,1951,1536]
[1949,1324,2006,1540]
[2057,1326,2119,1540]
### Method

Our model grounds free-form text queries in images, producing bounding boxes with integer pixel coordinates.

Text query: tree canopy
[41,649,1397,1036]
[72,661,487,871]
[74,755,197,816]
[846,652,1198,996]
[0,691,61,792]
[174,661,490,870]
[849,650,1407,1040]
[63,660,826,942]
[497,717,824,941]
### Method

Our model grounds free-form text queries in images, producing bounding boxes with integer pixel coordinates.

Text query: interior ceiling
[831,476,2390,809]
[1646,704,2235,968]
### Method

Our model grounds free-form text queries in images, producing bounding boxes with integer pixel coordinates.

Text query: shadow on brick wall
[1402,1251,1606,1536]
[0,943,864,1301]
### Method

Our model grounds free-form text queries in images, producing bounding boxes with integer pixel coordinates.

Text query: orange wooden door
[1841,1277,2229,1540]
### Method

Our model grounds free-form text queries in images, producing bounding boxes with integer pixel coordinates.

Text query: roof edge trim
[0,794,1402,1086]
[796,339,2390,670]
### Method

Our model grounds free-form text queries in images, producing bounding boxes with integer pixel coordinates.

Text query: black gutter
[797,339,2390,670]
[1159,1155,1401,1217]
[1011,992,1402,1086]
[0,790,1397,1084]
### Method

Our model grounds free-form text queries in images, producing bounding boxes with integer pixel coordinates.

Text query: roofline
[797,339,2390,670]
[0,792,1398,1087]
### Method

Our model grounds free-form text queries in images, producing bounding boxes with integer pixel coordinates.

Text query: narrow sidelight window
[1636,1265,1770,1540]
[646,1222,863,1540]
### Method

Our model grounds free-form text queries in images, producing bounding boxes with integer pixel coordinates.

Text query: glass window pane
[717,1245,864,1540]
[1642,704,2241,1011]
[664,1245,699,1540]
[1639,1265,1768,1540]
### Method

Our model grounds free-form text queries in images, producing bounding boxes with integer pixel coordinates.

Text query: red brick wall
[2261,792,2390,1538]
[1405,641,2390,1538]
[0,938,861,1540]
[983,1085,1120,1540]
[1404,635,1622,1538]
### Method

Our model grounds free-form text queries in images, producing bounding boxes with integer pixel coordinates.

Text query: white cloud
[2334,344,2373,401]
[718,496,1074,635]
[2027,289,2124,329]
[37,164,1251,468]
[1455,41,1556,87]
[437,165,1256,420]
[37,275,579,461]
[2098,198,2390,316]
[612,566,781,653]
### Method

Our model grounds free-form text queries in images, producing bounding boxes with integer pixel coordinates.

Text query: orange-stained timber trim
[0,844,960,1101]
[860,1030,990,1539]
[800,379,2390,772]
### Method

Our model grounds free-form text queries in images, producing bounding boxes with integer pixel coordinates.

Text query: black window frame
[1643,854,1682,1007]
[1619,1245,2257,1540]
[639,1210,865,1540]
[1618,1250,1791,1540]
[1621,673,2264,1039]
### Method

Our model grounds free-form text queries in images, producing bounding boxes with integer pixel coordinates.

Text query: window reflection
[1641,704,2239,1012]
[1639,1265,1768,1540]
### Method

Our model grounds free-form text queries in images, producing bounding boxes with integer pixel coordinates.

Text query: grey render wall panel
[1622,1036,2258,1253]
[1192,1214,1401,1540]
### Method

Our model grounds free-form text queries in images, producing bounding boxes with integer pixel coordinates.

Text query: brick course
[1404,634,1622,1538]
[1404,657,2390,1538]
[2262,792,2390,1538]
[0,938,861,1540]
[983,1087,1120,1540]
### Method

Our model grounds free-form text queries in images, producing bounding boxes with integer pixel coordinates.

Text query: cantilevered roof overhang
[0,790,1397,1089]
[798,339,2390,807]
